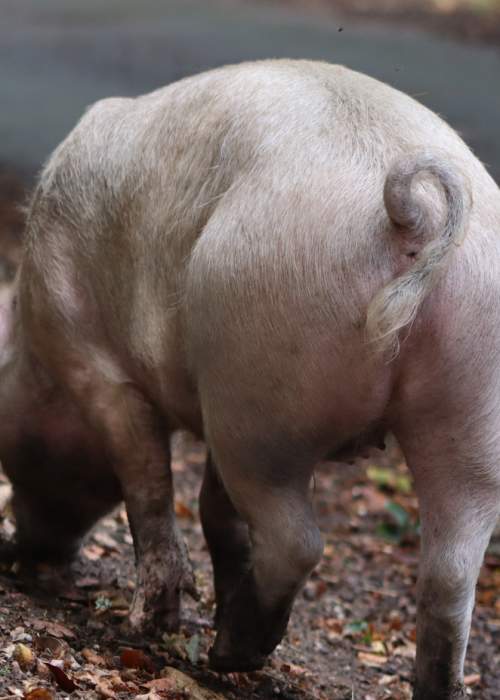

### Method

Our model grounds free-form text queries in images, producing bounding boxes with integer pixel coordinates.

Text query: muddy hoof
[208,646,266,673]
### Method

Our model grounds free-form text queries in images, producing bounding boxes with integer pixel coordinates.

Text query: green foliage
[376,501,419,544]
[366,466,412,494]
[94,596,112,612]
[345,620,372,645]
[185,633,200,665]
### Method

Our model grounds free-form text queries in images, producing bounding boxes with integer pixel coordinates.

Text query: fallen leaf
[378,674,398,686]
[280,662,311,677]
[14,643,35,669]
[75,576,100,588]
[82,647,107,666]
[162,633,188,660]
[185,633,200,665]
[35,659,51,678]
[34,635,68,658]
[136,692,162,700]
[94,678,118,699]
[120,648,154,673]
[370,640,387,656]
[464,673,481,686]
[175,500,195,519]
[143,677,175,691]
[32,619,75,639]
[46,662,78,692]
[357,651,388,667]
[393,641,416,659]
[24,690,56,700]
[82,544,106,561]
[10,626,28,642]
[93,531,119,550]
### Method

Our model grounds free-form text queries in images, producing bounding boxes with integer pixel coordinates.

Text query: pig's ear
[0,285,15,369]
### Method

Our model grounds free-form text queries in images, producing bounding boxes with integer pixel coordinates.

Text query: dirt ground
[0,433,499,700]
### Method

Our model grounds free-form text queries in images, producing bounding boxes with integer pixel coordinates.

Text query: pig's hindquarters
[185,158,500,692]
[184,177,395,669]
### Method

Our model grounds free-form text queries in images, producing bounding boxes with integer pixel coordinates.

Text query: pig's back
[37,59,496,258]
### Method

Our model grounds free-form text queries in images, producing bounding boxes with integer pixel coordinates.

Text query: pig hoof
[208,646,266,673]
[127,603,181,636]
[127,581,183,635]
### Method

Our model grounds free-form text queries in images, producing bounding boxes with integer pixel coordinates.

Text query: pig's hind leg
[396,414,500,700]
[42,354,196,633]
[199,452,252,627]
[86,380,196,633]
[202,433,323,671]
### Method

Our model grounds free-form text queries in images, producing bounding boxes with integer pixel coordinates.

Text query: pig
[0,59,499,699]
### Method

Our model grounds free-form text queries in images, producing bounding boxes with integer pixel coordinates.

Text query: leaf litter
[0,435,498,699]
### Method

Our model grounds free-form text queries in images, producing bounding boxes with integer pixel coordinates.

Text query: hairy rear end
[366,152,472,356]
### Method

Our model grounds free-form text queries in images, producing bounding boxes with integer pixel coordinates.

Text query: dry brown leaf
[32,619,75,640]
[378,674,398,686]
[280,662,311,677]
[75,576,100,588]
[24,689,56,700]
[35,660,51,678]
[14,643,35,669]
[45,662,78,693]
[136,692,163,700]
[464,673,481,686]
[143,677,175,691]
[34,635,68,658]
[93,531,119,550]
[94,678,118,699]
[82,647,107,666]
[120,647,154,673]
[370,640,387,655]
[82,544,106,561]
[393,641,416,659]
[175,500,195,519]
[357,651,388,667]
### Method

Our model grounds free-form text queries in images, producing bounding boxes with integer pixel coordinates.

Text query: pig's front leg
[199,452,251,626]
[397,417,500,700]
